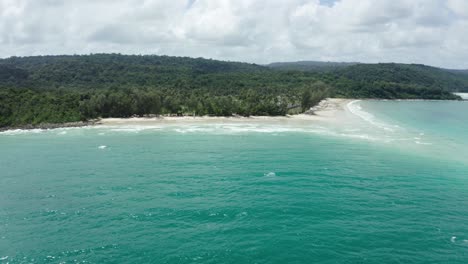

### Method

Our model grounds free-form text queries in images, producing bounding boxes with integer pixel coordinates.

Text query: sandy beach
[99,98,352,127]
[0,98,351,132]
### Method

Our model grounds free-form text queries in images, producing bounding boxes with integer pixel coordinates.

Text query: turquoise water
[1,101,468,263]
[359,100,468,161]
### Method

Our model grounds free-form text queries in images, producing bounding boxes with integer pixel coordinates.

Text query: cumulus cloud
[0,0,467,68]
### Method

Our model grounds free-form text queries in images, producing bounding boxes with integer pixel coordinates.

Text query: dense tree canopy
[0,54,462,128]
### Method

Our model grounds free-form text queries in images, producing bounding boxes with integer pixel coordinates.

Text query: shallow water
[1,101,468,263]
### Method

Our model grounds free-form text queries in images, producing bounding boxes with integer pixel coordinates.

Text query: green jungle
[1,54,467,128]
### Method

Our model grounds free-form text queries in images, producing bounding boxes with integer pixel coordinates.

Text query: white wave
[174,127,216,134]
[346,100,398,132]
[166,123,393,143]
[106,125,162,133]
[237,211,248,217]
[109,127,144,133]
[172,124,309,134]
[0,256,8,260]
[344,128,361,132]
[264,172,276,177]
[415,141,432,145]
[0,126,92,136]
[0,123,397,145]
[338,133,378,141]
[0,128,45,135]
[451,236,457,243]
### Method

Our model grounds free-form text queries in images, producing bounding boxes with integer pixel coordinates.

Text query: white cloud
[448,0,468,18]
[0,0,467,68]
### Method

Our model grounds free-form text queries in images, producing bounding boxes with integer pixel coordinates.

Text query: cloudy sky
[1,0,468,68]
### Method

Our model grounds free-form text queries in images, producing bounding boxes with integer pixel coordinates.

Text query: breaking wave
[0,101,433,147]
[0,123,386,144]
[0,129,45,135]
[347,100,399,132]
[0,126,89,136]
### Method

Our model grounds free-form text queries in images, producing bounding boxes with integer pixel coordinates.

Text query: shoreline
[1,97,464,132]
[0,98,350,133]
[99,98,351,127]
[0,120,100,133]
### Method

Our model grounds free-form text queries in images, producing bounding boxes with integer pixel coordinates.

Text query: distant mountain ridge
[268,60,468,73]
[268,61,468,92]
[2,55,467,91]
[267,61,359,72]
[334,63,468,92]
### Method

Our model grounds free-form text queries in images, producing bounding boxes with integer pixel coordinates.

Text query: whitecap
[264,172,276,177]
[0,256,8,260]
[0,126,89,136]
[0,128,45,135]
[174,127,215,134]
[237,211,248,217]
[344,128,361,132]
[110,128,142,133]
[451,236,457,243]
[338,133,378,141]
[415,141,432,145]
[172,124,306,135]
[98,145,107,149]
[105,125,162,133]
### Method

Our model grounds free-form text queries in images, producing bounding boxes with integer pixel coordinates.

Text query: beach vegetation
[0,54,462,127]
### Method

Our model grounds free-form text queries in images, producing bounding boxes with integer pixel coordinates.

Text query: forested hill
[267,61,358,72]
[332,63,468,92]
[0,54,266,89]
[0,54,463,128]
[269,61,468,92]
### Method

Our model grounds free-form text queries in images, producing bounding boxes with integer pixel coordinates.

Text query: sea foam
[347,100,398,132]
[172,124,309,134]
[0,128,45,135]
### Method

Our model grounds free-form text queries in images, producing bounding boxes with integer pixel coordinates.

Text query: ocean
[1,100,468,263]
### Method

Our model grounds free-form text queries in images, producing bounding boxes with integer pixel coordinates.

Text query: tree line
[0,54,461,128]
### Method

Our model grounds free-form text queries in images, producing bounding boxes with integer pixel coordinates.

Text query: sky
[1,0,468,69]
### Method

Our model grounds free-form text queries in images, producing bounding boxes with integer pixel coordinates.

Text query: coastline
[99,98,351,127]
[92,97,468,128]
[0,120,100,133]
[0,99,350,133]
[3,98,464,133]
